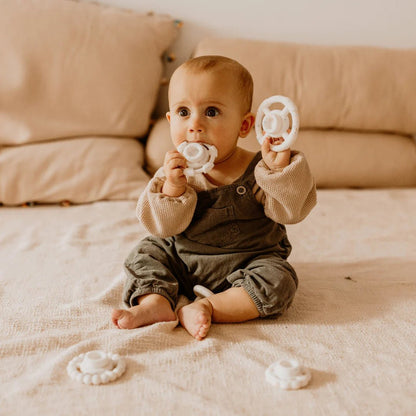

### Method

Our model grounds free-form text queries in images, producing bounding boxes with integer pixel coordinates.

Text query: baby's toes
[194,313,211,340]
[195,325,209,341]
[111,309,131,328]
[111,309,122,327]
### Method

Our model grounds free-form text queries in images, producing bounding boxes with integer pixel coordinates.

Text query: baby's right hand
[162,150,188,197]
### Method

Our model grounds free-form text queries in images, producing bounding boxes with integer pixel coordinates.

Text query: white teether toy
[67,350,126,385]
[177,142,218,175]
[193,284,214,299]
[265,358,311,390]
[255,95,299,152]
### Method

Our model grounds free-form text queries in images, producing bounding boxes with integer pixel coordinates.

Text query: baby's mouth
[186,133,207,142]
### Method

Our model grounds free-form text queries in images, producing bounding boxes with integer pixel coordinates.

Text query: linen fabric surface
[1,189,415,415]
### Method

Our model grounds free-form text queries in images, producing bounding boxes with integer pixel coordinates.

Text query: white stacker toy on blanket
[265,358,311,390]
[67,350,126,385]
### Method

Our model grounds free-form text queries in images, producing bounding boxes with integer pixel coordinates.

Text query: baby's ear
[239,112,255,137]
[166,112,171,123]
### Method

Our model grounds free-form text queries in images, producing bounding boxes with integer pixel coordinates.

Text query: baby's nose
[188,116,204,133]
[189,126,203,133]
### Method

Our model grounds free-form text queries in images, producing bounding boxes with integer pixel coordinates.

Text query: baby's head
[168,55,253,115]
[175,55,253,113]
[167,56,255,161]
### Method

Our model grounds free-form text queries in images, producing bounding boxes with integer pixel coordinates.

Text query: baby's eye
[178,108,189,117]
[205,107,220,117]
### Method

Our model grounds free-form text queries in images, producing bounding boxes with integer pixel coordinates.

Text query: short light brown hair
[179,55,253,113]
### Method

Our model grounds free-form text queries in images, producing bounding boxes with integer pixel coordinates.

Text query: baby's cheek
[170,124,184,142]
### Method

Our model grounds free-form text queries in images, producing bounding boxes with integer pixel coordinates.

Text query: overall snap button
[236,185,247,195]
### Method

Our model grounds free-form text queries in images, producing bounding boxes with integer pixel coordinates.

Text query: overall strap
[236,151,262,187]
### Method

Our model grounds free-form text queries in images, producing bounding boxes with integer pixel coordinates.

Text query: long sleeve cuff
[254,151,317,224]
[136,176,197,237]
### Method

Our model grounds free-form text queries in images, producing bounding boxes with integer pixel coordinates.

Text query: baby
[112,55,316,340]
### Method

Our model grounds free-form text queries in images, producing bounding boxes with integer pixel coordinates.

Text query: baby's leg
[112,293,176,329]
[177,287,259,340]
[114,237,181,329]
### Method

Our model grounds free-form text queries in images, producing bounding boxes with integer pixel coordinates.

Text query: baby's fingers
[164,151,186,169]
[164,149,183,161]
[166,157,186,170]
[261,136,272,156]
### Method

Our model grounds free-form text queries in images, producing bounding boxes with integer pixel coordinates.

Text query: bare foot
[178,299,213,341]
[111,294,176,329]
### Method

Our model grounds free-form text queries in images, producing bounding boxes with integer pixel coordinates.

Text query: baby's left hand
[261,137,291,171]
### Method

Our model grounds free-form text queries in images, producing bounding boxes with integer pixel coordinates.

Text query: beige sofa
[147,38,416,188]
[0,1,415,415]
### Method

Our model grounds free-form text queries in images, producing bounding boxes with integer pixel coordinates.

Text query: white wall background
[97,0,416,57]
[93,0,416,114]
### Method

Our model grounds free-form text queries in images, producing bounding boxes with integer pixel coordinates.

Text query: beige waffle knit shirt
[137,151,317,238]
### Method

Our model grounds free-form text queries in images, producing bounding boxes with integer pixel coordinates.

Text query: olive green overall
[123,153,298,317]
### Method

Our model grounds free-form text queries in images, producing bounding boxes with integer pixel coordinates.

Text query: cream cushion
[0,138,149,205]
[194,38,416,136]
[145,118,416,188]
[143,37,416,188]
[0,0,177,144]
[0,0,178,205]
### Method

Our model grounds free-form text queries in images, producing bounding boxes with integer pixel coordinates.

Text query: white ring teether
[255,95,299,152]
[193,285,214,299]
[177,142,218,175]
[265,359,311,390]
[67,350,126,385]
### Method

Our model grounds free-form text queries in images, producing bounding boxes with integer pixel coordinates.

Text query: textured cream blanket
[1,189,415,415]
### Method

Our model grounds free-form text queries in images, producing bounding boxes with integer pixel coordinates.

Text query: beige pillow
[145,118,416,188]
[0,138,149,205]
[194,38,416,136]
[293,131,416,188]
[0,0,178,144]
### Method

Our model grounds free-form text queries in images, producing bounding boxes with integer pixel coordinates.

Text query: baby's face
[167,67,251,163]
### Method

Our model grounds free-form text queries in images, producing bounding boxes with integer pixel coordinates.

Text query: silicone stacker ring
[193,285,214,299]
[177,142,218,175]
[265,359,311,390]
[255,95,299,152]
[67,350,126,385]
